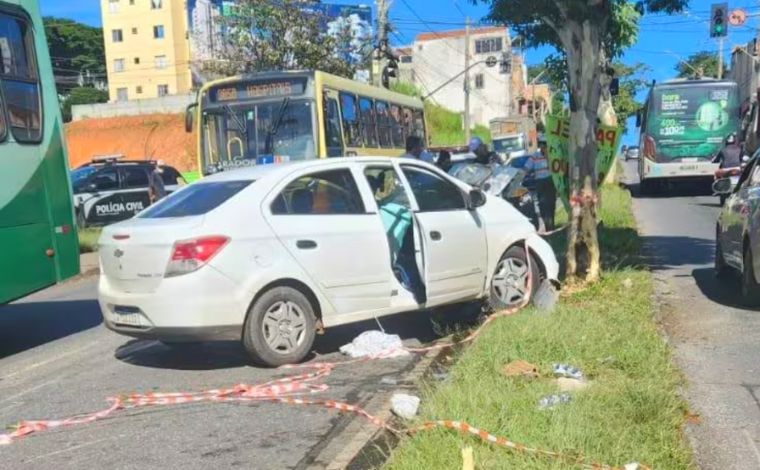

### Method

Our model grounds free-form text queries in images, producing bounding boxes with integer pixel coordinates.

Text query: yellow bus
[185,70,427,176]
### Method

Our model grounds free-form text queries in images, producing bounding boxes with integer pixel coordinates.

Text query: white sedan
[98,157,559,366]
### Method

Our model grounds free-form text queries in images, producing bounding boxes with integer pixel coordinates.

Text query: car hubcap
[492,257,530,306]
[262,301,307,355]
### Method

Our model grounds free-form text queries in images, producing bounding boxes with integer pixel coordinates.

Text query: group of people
[400,134,556,233]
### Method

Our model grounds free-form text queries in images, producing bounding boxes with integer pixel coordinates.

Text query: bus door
[322,89,345,157]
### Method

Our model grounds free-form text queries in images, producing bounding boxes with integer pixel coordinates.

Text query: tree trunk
[562,20,603,283]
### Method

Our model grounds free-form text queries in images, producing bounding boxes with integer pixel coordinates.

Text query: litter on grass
[555,377,591,392]
[339,331,410,358]
[501,360,540,379]
[538,392,572,410]
[391,393,420,420]
[552,363,583,380]
[533,280,559,313]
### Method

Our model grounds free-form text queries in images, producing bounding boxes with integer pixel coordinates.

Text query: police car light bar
[91,154,125,163]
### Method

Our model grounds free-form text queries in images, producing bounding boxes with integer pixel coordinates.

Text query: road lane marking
[0,379,57,406]
[23,436,116,463]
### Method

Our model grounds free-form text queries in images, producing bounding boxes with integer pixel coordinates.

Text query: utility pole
[464,17,471,143]
[718,36,724,78]
[373,0,390,87]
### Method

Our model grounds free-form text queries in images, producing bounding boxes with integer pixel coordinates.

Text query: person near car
[523,138,556,232]
[401,136,434,163]
[436,149,452,173]
[148,160,167,204]
[469,136,500,165]
[715,133,742,169]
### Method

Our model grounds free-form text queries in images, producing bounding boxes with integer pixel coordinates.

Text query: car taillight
[643,135,656,161]
[165,235,229,277]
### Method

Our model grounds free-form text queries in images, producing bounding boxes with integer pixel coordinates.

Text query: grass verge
[384,185,692,469]
[78,227,101,253]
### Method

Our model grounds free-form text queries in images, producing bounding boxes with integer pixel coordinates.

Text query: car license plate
[114,312,142,327]
[680,165,697,171]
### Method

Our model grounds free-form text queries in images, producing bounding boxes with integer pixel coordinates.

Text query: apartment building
[101,0,192,102]
[403,26,512,126]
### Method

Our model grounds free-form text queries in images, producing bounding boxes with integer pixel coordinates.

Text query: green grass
[384,185,692,470]
[78,227,101,253]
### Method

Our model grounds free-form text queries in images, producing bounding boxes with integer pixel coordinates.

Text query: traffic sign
[729,8,747,26]
[485,55,497,67]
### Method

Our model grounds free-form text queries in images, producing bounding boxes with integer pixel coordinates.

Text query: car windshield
[448,163,493,187]
[139,180,253,218]
[70,167,96,185]
[201,99,316,174]
[493,136,525,153]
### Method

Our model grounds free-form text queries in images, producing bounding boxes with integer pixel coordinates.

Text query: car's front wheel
[715,228,731,279]
[742,245,760,306]
[243,286,316,367]
[488,245,541,310]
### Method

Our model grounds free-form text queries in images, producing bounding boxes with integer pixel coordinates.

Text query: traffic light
[711,3,728,38]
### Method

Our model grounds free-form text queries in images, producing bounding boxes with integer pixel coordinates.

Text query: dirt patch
[65,114,198,172]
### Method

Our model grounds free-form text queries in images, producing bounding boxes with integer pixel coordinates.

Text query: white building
[402,26,512,126]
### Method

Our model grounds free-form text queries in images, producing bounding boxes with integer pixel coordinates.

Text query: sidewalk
[80,252,99,275]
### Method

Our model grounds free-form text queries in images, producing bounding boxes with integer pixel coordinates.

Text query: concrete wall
[411,28,511,127]
[730,39,760,108]
[72,94,195,121]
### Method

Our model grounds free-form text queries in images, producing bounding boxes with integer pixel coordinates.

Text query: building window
[112,29,123,43]
[114,58,125,72]
[400,55,412,64]
[108,0,119,14]
[116,88,128,101]
[136,86,142,94]
[153,25,165,39]
[475,74,484,89]
[131,27,137,34]
[154,55,167,69]
[129,0,135,4]
[151,0,162,9]
[474,37,502,54]
[134,57,140,65]
[157,84,169,97]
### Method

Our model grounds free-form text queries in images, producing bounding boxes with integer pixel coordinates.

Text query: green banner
[544,115,623,211]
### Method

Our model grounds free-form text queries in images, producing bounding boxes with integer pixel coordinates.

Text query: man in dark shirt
[148,160,167,204]
[715,133,742,169]
[468,137,500,165]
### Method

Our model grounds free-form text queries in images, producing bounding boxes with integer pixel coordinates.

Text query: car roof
[202,157,435,183]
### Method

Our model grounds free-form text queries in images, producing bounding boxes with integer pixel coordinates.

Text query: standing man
[148,159,167,204]
[468,136,500,165]
[523,137,555,232]
[402,135,434,163]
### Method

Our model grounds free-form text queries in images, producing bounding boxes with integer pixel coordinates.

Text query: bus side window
[390,104,404,148]
[412,109,425,142]
[359,97,378,148]
[0,14,41,143]
[375,100,392,148]
[324,93,344,156]
[339,92,361,147]
[402,108,414,139]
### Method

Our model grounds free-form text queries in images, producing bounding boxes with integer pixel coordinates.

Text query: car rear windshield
[139,180,252,218]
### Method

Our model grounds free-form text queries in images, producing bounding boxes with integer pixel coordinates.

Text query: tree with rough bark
[481,0,688,282]
[203,0,363,79]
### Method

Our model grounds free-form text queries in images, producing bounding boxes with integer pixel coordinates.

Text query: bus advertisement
[637,79,740,192]
[0,0,80,303]
[186,70,426,177]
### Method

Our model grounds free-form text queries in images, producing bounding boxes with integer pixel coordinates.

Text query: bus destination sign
[211,78,306,103]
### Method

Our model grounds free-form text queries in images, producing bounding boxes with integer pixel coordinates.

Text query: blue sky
[42,0,760,144]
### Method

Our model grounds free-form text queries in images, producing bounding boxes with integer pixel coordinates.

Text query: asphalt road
[0,275,475,469]
[623,160,760,469]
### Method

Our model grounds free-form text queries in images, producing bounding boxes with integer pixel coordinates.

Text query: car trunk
[99,216,205,293]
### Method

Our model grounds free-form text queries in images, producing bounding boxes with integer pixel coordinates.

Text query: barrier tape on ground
[0,246,646,469]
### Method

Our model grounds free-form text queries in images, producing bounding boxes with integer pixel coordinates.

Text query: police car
[70,155,185,228]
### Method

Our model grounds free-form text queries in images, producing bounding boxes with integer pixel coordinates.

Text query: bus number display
[212,79,305,102]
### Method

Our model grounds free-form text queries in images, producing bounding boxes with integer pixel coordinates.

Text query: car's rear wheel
[489,245,541,310]
[243,287,316,367]
[715,228,731,279]
[742,245,760,306]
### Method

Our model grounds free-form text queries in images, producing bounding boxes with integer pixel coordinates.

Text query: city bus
[185,70,427,176]
[0,0,80,303]
[637,78,740,193]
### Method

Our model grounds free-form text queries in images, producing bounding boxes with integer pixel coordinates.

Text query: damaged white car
[98,157,559,366]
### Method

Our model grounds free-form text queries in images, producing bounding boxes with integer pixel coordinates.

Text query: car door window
[91,168,119,191]
[364,166,411,209]
[161,167,182,186]
[271,169,365,215]
[401,166,465,212]
[122,167,149,189]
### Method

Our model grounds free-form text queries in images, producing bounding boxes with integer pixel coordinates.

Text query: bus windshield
[646,83,739,161]
[492,135,525,154]
[201,99,317,173]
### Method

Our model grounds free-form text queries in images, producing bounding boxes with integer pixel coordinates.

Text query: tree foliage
[612,62,650,132]
[60,86,109,122]
[43,17,106,94]
[206,0,367,79]
[675,51,723,79]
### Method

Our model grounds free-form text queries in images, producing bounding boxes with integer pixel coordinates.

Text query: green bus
[0,0,79,303]
[637,78,740,193]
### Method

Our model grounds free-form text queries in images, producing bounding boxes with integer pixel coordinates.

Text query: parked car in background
[98,157,560,366]
[71,156,185,228]
[715,152,760,304]
[625,146,640,160]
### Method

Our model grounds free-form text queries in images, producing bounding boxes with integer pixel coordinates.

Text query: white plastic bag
[339,330,410,358]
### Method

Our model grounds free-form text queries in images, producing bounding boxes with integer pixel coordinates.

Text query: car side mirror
[185,103,197,133]
[467,188,486,210]
[712,178,734,195]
